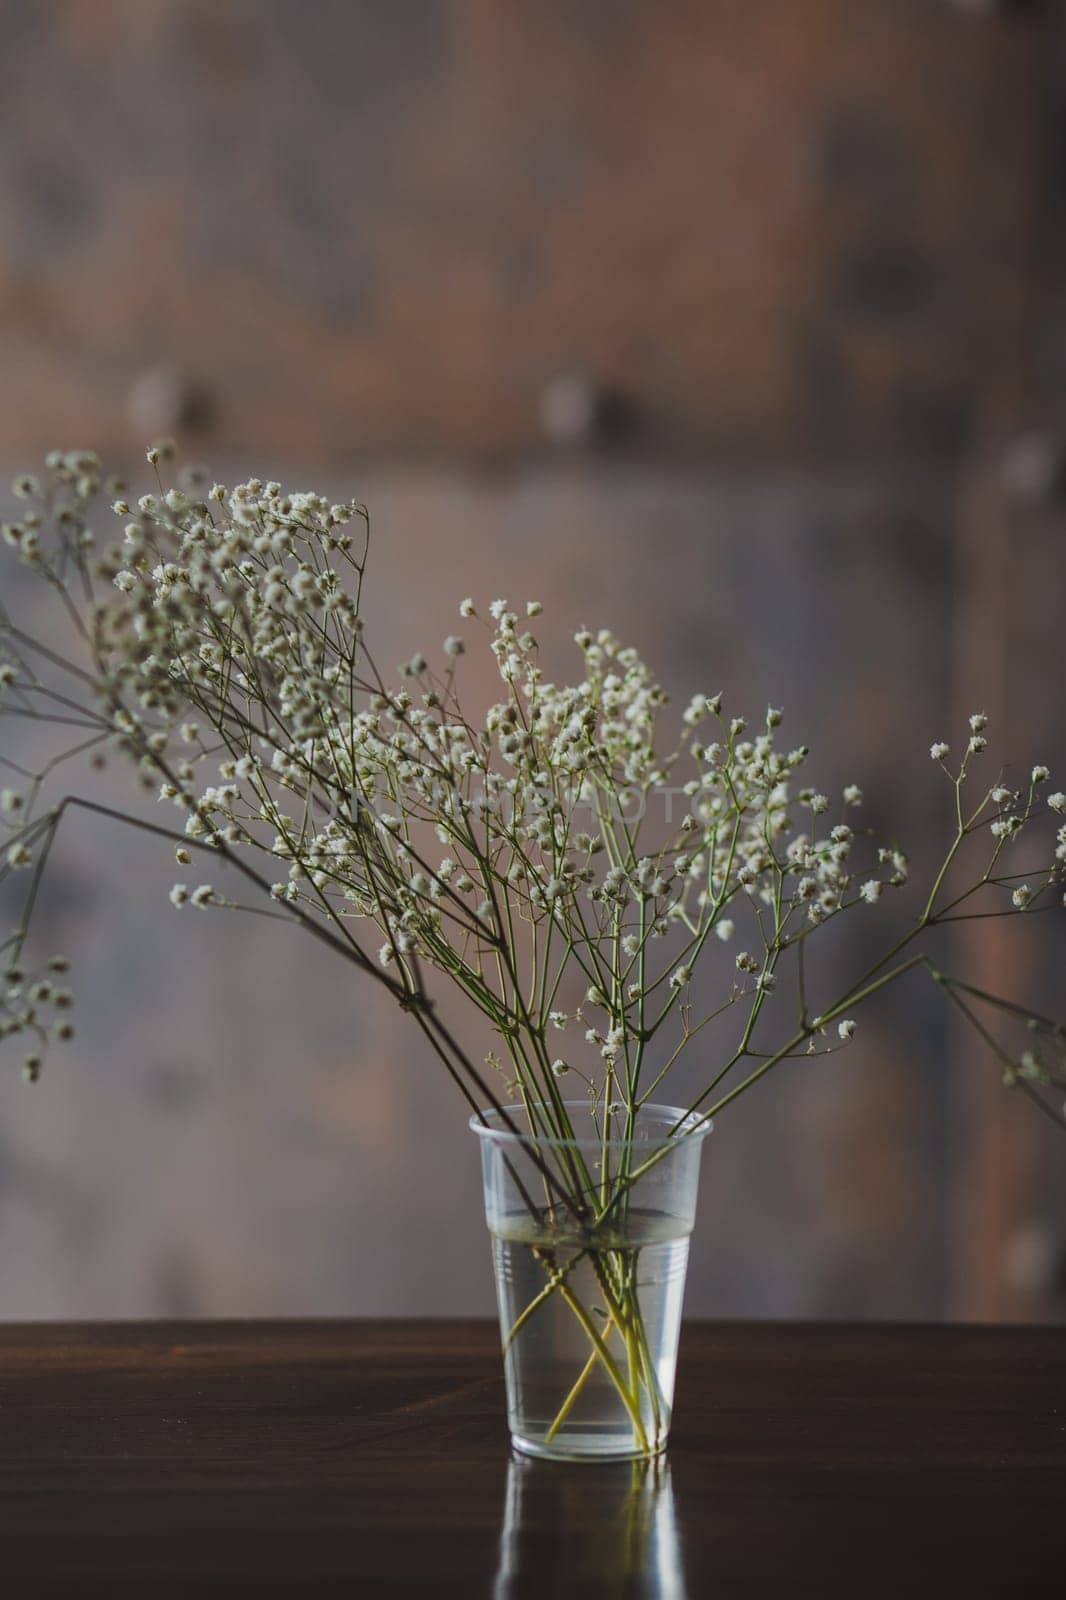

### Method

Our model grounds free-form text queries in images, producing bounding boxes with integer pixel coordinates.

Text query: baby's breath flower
[930,742,950,761]
[838,1019,856,1041]
[1012,884,1032,910]
[5,446,1066,1125]
[969,712,988,732]
[968,735,987,755]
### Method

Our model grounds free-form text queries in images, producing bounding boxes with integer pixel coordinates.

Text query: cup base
[510,1431,668,1464]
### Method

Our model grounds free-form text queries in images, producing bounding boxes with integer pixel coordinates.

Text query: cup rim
[468,1100,712,1149]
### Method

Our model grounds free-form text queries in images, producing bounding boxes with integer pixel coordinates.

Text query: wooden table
[2,1320,1063,1594]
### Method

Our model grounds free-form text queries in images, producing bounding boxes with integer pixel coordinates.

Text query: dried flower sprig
[3,448,1065,1148]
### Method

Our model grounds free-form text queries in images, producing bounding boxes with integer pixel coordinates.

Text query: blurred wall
[1,0,1064,1322]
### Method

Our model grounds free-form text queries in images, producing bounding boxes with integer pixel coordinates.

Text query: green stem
[555,1281,650,1453]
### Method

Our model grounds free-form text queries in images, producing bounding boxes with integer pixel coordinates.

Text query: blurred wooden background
[0,0,1064,1322]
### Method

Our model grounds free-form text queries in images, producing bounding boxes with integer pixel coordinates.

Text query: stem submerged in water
[507,1239,665,1458]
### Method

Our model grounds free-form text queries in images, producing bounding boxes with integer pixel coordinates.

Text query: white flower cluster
[0,958,74,1081]
[3,451,1065,1119]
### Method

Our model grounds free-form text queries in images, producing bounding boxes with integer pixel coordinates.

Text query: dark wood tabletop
[2,1319,1064,1596]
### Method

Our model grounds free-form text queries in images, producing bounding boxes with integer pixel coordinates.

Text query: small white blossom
[601,1026,625,1062]
[930,742,950,761]
[190,884,215,907]
[443,635,465,657]
[669,964,692,990]
[1032,766,1050,785]
[968,735,987,755]
[715,919,735,941]
[459,598,476,618]
[1048,793,1066,815]
[838,1019,856,1041]
[969,712,988,732]
[1012,884,1032,910]
[169,884,188,907]
[860,879,882,904]
[843,784,863,807]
